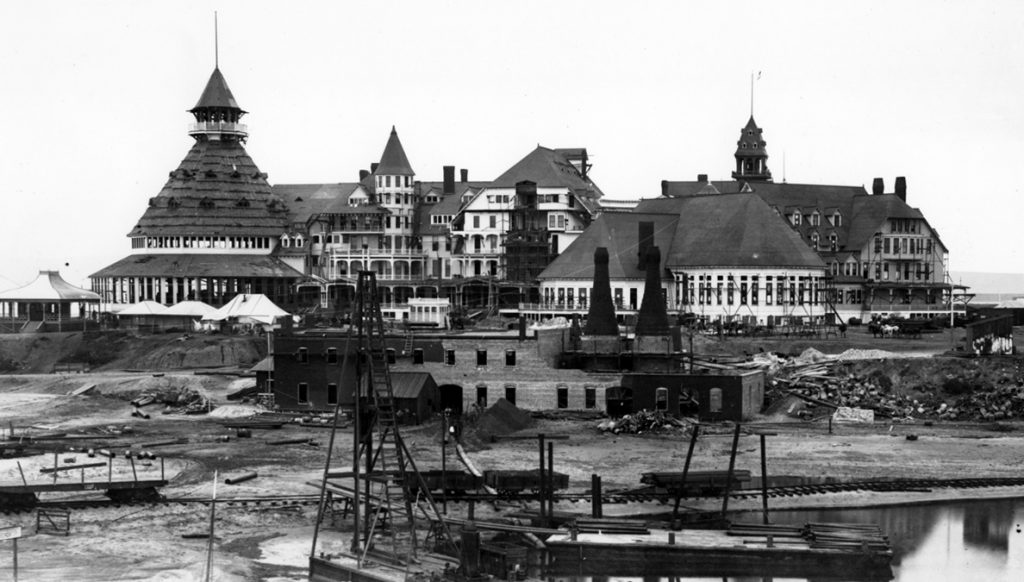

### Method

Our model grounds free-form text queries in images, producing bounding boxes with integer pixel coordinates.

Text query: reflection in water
[549,497,1024,582]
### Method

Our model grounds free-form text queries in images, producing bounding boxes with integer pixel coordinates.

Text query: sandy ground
[0,348,1023,579]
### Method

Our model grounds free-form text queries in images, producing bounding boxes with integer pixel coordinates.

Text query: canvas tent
[203,294,289,326]
[156,301,217,332]
[116,300,169,331]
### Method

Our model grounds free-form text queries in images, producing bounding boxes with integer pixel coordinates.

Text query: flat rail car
[484,469,569,495]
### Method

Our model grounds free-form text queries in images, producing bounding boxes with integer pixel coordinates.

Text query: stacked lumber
[574,518,650,535]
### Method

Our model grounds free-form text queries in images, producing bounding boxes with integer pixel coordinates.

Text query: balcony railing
[327,248,426,259]
[188,121,248,136]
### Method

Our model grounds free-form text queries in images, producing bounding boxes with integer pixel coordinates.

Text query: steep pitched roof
[664,194,825,268]
[273,183,365,223]
[414,192,467,236]
[538,213,678,280]
[375,126,414,175]
[190,68,245,113]
[491,146,602,195]
[130,138,288,237]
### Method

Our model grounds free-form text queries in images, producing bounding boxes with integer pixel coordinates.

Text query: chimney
[895,176,907,201]
[371,163,379,174]
[460,168,469,183]
[697,174,708,183]
[872,177,884,195]
[359,169,369,181]
[443,166,456,195]
[637,221,655,270]
[661,180,669,198]
[635,246,671,337]
[584,247,619,336]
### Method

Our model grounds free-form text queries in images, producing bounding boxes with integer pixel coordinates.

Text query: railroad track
[0,494,322,514]
[4,476,1023,514]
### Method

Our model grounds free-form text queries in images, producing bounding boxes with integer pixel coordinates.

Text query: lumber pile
[596,410,692,435]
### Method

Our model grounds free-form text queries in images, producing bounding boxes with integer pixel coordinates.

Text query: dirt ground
[0,328,1021,580]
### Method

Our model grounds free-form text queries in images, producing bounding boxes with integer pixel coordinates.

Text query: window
[709,387,723,413]
[504,384,516,406]
[473,215,480,228]
[791,213,801,226]
[655,387,668,411]
[556,384,569,409]
[476,385,487,408]
[810,212,820,226]
[298,383,309,404]
[585,386,596,409]
[326,347,338,364]
[327,383,338,405]
[296,347,308,363]
[489,215,496,228]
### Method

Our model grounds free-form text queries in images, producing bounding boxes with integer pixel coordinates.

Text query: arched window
[655,387,668,411]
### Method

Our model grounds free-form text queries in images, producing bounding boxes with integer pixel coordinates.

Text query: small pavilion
[0,271,101,333]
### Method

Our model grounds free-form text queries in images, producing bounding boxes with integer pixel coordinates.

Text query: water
[547,497,1024,582]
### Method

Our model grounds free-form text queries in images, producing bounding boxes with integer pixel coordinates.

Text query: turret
[188,68,248,141]
[732,116,772,182]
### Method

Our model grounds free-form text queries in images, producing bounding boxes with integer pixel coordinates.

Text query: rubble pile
[597,410,692,435]
[128,386,213,415]
[772,357,1024,421]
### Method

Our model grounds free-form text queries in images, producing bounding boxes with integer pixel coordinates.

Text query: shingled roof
[651,180,941,255]
[91,254,304,279]
[130,139,288,237]
[538,212,678,281]
[491,146,603,196]
[273,183,366,224]
[375,126,414,176]
[190,68,245,113]
[663,194,825,269]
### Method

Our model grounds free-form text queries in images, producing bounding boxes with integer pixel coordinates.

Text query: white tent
[203,294,289,325]
[117,301,169,316]
[163,301,217,318]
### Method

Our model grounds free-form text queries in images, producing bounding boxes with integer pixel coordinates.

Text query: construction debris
[597,410,692,435]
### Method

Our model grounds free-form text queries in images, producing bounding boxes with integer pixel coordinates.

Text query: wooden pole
[204,470,218,582]
[673,424,700,521]
[760,434,770,525]
[537,434,546,524]
[720,424,742,519]
[129,456,138,483]
[52,451,58,484]
[547,441,554,520]
[591,474,602,519]
[16,462,27,486]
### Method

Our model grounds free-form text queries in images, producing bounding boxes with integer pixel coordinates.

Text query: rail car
[484,469,570,495]
[641,470,752,496]
[404,470,484,495]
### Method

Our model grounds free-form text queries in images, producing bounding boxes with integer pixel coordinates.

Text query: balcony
[327,248,426,260]
[188,121,248,137]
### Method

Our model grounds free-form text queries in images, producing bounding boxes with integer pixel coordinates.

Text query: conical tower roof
[375,126,414,175]
[735,116,767,156]
[190,68,246,113]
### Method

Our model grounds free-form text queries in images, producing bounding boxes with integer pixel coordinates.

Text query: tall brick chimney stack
[443,166,456,195]
[583,247,619,336]
[637,221,655,270]
[635,246,671,337]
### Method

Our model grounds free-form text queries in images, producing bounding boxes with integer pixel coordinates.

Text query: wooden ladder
[355,271,456,562]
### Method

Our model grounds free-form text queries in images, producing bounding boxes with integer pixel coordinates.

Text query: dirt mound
[0,332,265,373]
[471,398,534,440]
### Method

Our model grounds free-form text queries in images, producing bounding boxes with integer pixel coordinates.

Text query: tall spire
[732,116,772,182]
[188,18,247,143]
[375,126,415,176]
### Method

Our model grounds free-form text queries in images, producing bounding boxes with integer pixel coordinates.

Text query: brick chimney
[460,168,469,183]
[697,174,708,183]
[635,246,671,337]
[661,180,669,198]
[359,169,369,181]
[872,177,884,195]
[894,177,907,201]
[443,166,456,195]
[583,247,619,336]
[637,221,655,270]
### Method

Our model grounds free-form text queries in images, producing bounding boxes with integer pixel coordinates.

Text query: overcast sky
[2,1,1022,291]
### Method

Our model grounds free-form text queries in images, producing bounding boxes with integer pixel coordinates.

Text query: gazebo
[0,271,101,333]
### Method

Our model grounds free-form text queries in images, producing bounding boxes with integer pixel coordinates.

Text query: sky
[1,1,1022,292]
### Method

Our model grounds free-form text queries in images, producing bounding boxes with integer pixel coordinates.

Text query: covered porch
[0,271,101,333]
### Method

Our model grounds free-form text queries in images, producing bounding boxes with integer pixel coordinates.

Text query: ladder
[354,271,457,563]
[402,325,414,355]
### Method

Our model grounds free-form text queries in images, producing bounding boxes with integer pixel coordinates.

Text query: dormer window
[810,212,820,226]
[167,198,180,208]
[280,234,290,248]
[829,233,839,251]
[810,233,820,248]
[236,198,250,208]
[832,212,842,227]
[294,235,304,247]
[791,213,802,226]
[199,198,214,209]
